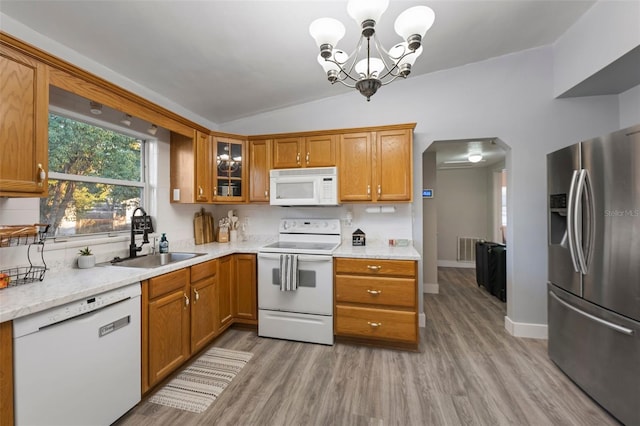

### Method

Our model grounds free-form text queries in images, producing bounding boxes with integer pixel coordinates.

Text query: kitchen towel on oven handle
[279,254,299,291]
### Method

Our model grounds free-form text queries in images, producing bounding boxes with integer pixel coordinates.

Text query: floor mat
[149,347,253,413]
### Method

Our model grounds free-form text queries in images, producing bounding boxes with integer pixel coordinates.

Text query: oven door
[258,253,333,315]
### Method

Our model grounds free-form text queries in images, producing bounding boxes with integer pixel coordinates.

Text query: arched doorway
[421,138,509,298]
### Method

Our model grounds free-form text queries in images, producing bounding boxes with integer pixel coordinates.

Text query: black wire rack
[0,224,50,288]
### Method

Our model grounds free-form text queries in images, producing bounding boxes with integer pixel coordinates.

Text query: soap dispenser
[159,233,169,253]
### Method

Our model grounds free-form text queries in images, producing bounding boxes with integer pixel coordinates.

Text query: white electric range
[257,219,341,345]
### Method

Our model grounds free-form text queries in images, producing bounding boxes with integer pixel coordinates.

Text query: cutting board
[194,209,205,245]
[203,212,213,243]
[195,209,215,244]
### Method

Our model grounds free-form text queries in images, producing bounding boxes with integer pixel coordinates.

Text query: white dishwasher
[13,282,141,426]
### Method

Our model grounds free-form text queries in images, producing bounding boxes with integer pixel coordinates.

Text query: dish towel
[279,254,299,291]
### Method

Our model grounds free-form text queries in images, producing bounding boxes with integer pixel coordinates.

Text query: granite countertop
[333,243,421,260]
[0,241,420,323]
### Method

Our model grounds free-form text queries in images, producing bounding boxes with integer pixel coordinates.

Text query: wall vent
[457,237,482,262]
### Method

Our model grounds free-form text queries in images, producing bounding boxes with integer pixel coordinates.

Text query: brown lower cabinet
[233,254,257,322]
[0,321,13,426]
[142,254,256,394]
[334,257,418,350]
[144,267,192,392]
[217,255,233,330]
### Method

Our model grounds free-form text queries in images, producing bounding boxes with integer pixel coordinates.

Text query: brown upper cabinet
[339,128,413,203]
[248,139,271,202]
[170,131,248,204]
[0,44,49,197]
[195,131,212,203]
[272,135,336,169]
[338,132,373,202]
[212,136,246,202]
[170,130,199,203]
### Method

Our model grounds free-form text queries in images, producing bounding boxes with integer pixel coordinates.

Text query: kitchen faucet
[129,207,150,258]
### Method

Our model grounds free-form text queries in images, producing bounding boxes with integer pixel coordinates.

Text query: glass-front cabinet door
[212,136,246,202]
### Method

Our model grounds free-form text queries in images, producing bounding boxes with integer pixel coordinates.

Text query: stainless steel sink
[109,252,205,268]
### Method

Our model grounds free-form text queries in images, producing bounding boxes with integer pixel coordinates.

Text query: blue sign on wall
[422,189,433,198]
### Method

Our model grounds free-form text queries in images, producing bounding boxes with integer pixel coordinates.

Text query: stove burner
[259,218,342,255]
[260,241,340,255]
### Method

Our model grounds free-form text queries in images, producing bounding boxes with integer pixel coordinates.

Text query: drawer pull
[366,289,382,295]
[367,321,382,328]
[367,265,382,271]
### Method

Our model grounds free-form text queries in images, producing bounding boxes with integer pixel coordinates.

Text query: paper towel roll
[365,206,396,214]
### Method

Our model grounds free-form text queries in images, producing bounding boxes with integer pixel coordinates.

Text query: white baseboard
[437,260,475,269]
[419,312,426,328]
[504,315,548,339]
[423,283,439,294]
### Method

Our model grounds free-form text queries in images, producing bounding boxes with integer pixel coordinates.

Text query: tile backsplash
[1,196,413,273]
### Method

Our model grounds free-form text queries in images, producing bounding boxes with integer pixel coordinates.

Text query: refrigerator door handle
[582,169,596,272]
[549,291,634,336]
[566,170,581,273]
[573,169,589,274]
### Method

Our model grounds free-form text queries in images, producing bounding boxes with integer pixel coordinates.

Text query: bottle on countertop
[159,233,169,253]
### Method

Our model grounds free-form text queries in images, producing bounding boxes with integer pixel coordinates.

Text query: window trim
[45,106,153,240]
[48,172,145,188]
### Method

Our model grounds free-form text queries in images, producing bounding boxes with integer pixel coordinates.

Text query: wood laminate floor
[116,267,620,426]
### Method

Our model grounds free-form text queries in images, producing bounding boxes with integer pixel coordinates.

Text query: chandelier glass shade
[309,0,435,101]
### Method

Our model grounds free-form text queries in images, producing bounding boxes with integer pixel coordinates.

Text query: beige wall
[437,167,490,262]
[422,152,438,290]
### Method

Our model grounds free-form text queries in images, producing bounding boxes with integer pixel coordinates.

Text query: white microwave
[270,167,339,206]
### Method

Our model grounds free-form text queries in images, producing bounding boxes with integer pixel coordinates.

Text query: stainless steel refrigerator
[547,124,640,425]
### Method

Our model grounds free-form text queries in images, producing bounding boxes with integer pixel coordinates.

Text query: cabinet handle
[37,163,46,187]
[184,293,190,308]
[213,187,217,196]
[367,185,371,195]
[377,184,381,196]
[306,152,310,164]
[193,288,200,302]
[367,265,382,271]
[296,152,300,165]
[367,321,382,328]
[198,186,204,196]
[366,289,382,295]
[265,190,269,198]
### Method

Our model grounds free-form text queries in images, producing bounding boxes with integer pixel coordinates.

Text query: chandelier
[309,0,435,101]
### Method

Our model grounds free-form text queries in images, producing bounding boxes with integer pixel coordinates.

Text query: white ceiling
[426,138,507,170]
[2,0,596,125]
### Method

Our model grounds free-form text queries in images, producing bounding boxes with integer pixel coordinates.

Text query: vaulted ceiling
[2,1,596,125]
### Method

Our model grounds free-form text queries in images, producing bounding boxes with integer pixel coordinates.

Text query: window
[40,112,147,237]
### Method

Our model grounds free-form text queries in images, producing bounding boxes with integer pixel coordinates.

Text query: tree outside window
[41,113,146,236]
